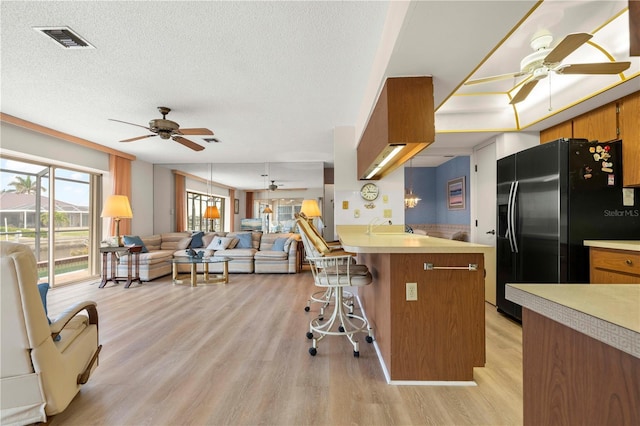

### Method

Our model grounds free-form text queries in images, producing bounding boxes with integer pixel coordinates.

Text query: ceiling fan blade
[555,62,631,75]
[120,134,157,143]
[509,79,539,104]
[543,33,592,64]
[177,127,214,135]
[173,136,204,151]
[108,118,151,131]
[465,71,526,85]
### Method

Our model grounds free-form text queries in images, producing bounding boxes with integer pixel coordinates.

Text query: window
[0,157,99,286]
[187,191,224,232]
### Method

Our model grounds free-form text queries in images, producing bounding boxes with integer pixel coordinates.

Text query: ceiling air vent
[34,27,94,49]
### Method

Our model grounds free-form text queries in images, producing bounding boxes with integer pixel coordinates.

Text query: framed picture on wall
[447,177,466,210]
[234,198,239,214]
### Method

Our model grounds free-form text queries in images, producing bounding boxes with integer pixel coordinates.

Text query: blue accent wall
[405,156,470,225]
[404,167,436,224]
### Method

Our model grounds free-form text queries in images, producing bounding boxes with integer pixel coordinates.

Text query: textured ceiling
[1,1,637,188]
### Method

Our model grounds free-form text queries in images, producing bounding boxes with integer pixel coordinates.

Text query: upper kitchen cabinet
[619,91,640,187]
[357,77,435,180]
[540,90,639,187]
[572,103,617,142]
[540,121,573,144]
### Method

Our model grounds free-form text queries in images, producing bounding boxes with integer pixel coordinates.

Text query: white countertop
[584,240,640,252]
[506,284,640,358]
[336,225,491,254]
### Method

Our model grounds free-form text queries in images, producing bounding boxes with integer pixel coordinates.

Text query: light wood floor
[45,271,523,425]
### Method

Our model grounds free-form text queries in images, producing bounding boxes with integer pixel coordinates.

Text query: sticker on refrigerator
[607,174,615,186]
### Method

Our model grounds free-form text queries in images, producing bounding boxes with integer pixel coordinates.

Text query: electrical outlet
[406,282,417,301]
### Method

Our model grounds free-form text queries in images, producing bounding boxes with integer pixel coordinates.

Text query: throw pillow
[190,232,205,248]
[206,236,233,251]
[227,238,240,249]
[123,235,149,253]
[202,233,216,248]
[272,237,288,252]
[177,237,192,250]
[37,283,61,341]
[235,233,253,249]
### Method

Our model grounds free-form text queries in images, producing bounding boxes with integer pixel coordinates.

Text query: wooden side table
[99,246,142,288]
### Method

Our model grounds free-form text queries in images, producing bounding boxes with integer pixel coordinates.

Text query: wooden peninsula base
[337,226,489,384]
[359,252,485,382]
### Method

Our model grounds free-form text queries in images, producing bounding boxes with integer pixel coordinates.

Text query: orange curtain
[245,192,254,218]
[175,173,186,232]
[108,155,132,235]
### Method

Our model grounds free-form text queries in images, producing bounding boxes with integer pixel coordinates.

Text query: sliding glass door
[0,157,98,286]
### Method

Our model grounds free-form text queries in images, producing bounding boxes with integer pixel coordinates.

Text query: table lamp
[101,195,133,246]
[301,199,321,222]
[204,205,220,232]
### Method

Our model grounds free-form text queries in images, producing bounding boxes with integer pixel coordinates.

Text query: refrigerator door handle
[506,181,515,252]
[511,181,519,253]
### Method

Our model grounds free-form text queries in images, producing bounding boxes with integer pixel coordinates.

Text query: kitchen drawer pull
[424,263,478,271]
[626,259,633,265]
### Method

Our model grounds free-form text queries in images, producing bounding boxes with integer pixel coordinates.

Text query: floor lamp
[263,206,273,233]
[101,195,133,246]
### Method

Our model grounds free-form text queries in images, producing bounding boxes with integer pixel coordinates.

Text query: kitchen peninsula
[336,225,491,384]
[506,284,640,425]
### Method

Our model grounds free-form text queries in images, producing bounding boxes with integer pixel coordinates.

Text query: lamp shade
[100,195,133,219]
[262,206,273,214]
[204,205,220,219]
[300,199,321,217]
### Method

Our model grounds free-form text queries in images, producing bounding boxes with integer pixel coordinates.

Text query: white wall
[495,131,539,159]
[130,160,155,236]
[153,165,174,234]
[333,126,405,234]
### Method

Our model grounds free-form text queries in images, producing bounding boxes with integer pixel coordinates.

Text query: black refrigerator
[496,138,640,321]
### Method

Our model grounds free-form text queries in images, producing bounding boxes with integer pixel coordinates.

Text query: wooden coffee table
[171,257,230,287]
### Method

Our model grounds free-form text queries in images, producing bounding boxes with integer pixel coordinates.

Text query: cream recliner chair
[1,242,101,425]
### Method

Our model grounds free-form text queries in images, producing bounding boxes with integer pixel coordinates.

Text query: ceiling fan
[109,106,213,151]
[268,180,279,191]
[465,31,631,104]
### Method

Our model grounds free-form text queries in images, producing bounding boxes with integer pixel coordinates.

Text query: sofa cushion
[254,250,288,261]
[123,235,148,253]
[142,234,162,251]
[118,249,174,266]
[176,237,192,250]
[214,248,256,260]
[160,232,191,250]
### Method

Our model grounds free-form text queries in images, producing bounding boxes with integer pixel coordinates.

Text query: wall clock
[360,183,379,201]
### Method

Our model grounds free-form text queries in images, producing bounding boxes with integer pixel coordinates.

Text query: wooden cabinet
[357,77,434,180]
[540,121,572,144]
[619,91,640,187]
[590,247,640,283]
[572,102,618,142]
[539,90,639,187]
[358,252,485,381]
